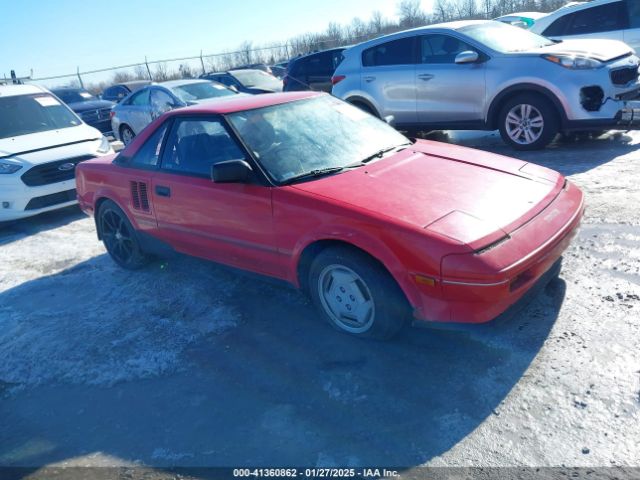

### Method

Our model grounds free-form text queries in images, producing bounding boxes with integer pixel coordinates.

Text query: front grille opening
[580,86,604,112]
[474,234,510,255]
[25,189,76,210]
[21,155,95,187]
[610,66,639,86]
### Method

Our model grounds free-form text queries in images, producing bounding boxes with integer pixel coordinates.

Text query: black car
[200,69,282,94]
[283,47,346,92]
[101,80,151,103]
[51,87,115,135]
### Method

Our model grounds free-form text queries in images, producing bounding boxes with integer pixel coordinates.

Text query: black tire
[308,246,409,340]
[98,200,151,270]
[498,93,559,150]
[120,124,135,146]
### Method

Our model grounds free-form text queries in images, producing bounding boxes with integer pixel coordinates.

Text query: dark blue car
[51,87,115,135]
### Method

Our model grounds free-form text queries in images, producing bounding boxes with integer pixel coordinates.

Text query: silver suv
[332,20,640,149]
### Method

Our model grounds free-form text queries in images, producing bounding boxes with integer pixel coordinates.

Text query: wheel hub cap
[506,103,544,145]
[318,265,375,333]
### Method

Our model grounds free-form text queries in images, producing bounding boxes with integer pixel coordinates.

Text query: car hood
[0,124,102,165]
[526,38,632,62]
[291,140,564,250]
[67,99,115,112]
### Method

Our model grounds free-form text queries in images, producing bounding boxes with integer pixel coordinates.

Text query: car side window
[160,118,244,177]
[130,121,169,168]
[151,89,177,112]
[549,1,628,36]
[129,89,150,106]
[362,37,416,67]
[627,0,640,28]
[420,35,477,64]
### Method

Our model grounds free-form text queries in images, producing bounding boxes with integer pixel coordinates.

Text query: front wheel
[498,94,559,150]
[308,246,408,339]
[98,200,151,269]
[120,125,135,146]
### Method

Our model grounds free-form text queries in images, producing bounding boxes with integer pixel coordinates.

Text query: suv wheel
[498,93,559,150]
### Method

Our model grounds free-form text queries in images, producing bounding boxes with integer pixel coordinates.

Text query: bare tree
[397,0,428,28]
[433,0,454,22]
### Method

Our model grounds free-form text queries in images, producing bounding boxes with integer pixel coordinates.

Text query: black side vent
[130,181,150,211]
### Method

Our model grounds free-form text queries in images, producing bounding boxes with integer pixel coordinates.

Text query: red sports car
[76,92,584,339]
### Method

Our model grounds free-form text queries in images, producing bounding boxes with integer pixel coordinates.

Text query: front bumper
[0,178,78,222]
[412,180,584,324]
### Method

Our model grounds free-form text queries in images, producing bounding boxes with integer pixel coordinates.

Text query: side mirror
[384,115,395,127]
[455,51,479,64]
[211,159,252,183]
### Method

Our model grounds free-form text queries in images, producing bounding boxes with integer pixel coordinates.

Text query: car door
[542,1,627,44]
[624,0,640,52]
[150,115,282,277]
[360,36,418,125]
[415,34,486,125]
[125,89,153,134]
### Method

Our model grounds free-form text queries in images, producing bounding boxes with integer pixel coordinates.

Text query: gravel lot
[0,130,638,474]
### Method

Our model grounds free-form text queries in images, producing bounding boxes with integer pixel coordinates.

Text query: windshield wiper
[281,166,345,185]
[360,143,412,164]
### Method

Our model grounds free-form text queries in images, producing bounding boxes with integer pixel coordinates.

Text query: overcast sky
[2,0,435,83]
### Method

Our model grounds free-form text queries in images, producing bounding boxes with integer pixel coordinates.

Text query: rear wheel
[498,93,559,150]
[308,246,408,339]
[98,200,150,269]
[120,125,135,146]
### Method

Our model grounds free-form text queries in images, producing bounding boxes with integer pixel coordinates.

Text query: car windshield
[227,95,410,184]
[53,89,96,103]
[0,93,82,139]
[171,82,236,102]
[460,21,555,53]
[231,70,276,87]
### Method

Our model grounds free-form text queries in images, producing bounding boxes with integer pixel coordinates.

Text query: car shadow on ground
[422,130,638,176]
[0,206,85,246]
[0,250,567,471]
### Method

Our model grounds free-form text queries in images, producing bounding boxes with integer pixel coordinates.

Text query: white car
[531,0,640,52]
[0,84,113,222]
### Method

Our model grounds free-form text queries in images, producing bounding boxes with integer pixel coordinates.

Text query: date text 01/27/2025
[232,468,399,478]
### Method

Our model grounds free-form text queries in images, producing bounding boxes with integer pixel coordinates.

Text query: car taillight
[109,110,115,119]
[331,75,345,85]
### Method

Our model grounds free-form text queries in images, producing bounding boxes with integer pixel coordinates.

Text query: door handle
[364,76,376,83]
[418,74,434,81]
[155,185,171,197]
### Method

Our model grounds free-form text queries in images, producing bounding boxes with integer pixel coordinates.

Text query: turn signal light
[331,75,346,85]
[413,274,436,287]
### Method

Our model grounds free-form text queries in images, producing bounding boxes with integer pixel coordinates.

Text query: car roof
[115,80,152,89]
[0,84,48,98]
[51,86,85,92]
[160,79,209,88]
[495,11,546,20]
[165,91,321,116]
[346,20,492,51]
[292,46,349,62]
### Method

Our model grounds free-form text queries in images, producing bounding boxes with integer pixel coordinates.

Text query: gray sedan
[111,79,239,145]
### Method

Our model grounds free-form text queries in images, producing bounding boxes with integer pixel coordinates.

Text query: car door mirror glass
[455,51,479,64]
[211,159,252,183]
